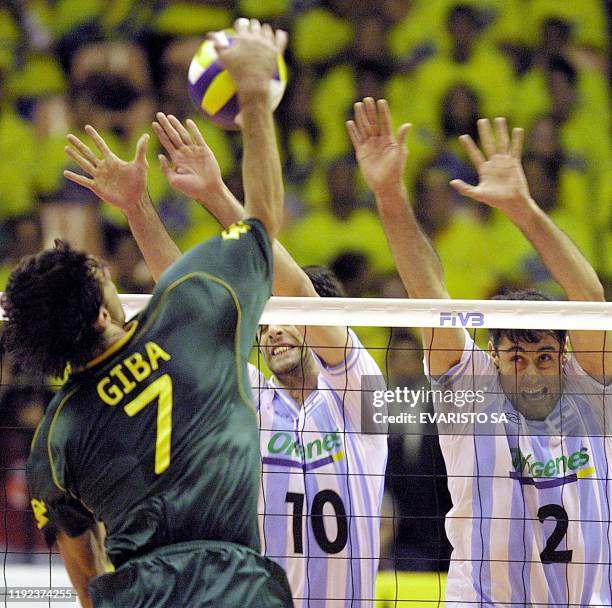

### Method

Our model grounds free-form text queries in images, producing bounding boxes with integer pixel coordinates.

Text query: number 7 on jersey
[124,374,174,474]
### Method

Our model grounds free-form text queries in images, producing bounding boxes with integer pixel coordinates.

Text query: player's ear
[488,339,500,368]
[561,335,569,365]
[94,305,112,331]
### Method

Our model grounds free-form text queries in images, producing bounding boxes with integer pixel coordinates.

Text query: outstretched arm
[211,18,287,240]
[63,126,181,281]
[347,98,465,375]
[451,118,610,383]
[154,113,350,365]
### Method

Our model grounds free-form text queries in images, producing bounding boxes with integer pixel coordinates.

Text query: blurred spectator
[330,251,373,298]
[0,213,42,290]
[413,163,532,299]
[282,156,394,274]
[384,330,453,571]
[104,226,154,294]
[0,385,51,561]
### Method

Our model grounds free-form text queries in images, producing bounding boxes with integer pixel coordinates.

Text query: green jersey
[27,219,272,568]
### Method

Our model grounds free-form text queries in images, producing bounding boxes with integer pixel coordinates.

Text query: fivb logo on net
[439,311,485,327]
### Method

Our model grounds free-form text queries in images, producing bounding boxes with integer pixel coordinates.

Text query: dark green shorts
[88,540,293,607]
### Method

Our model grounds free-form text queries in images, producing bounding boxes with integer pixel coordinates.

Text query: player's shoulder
[27,393,66,499]
[428,332,497,385]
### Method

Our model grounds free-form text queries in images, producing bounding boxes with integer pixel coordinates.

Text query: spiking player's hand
[347,98,411,196]
[209,18,287,97]
[64,127,149,214]
[450,118,532,213]
[153,113,223,202]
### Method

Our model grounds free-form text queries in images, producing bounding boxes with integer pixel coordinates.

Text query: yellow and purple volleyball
[188,31,287,130]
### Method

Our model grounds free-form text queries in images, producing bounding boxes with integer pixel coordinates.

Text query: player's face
[257,324,310,376]
[493,335,565,420]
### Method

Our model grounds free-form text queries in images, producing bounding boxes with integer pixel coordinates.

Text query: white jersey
[426,335,612,607]
[249,330,388,607]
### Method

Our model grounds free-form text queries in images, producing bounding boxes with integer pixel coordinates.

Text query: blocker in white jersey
[250,329,388,608]
[427,334,612,608]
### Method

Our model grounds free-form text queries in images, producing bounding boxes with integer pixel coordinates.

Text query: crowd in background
[0,0,610,572]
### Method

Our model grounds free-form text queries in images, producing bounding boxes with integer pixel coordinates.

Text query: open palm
[450,117,532,211]
[153,113,222,201]
[64,127,148,213]
[347,98,410,194]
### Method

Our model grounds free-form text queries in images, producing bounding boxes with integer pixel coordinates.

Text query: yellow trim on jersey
[138,271,255,416]
[46,385,82,492]
[84,321,139,370]
[577,466,596,478]
[44,265,257,494]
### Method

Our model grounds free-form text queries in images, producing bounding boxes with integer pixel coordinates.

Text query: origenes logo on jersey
[263,430,345,470]
[509,446,595,487]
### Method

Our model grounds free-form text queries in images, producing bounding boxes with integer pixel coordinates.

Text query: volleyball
[187,30,287,130]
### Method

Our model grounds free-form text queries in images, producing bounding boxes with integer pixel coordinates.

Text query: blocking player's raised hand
[450,117,532,214]
[347,98,411,196]
[153,113,223,201]
[209,18,287,97]
[64,126,149,214]
[153,112,245,228]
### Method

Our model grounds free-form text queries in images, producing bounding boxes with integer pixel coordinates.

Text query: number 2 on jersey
[124,374,174,474]
[538,503,573,564]
[286,490,348,554]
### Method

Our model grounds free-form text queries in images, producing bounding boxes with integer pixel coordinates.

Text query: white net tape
[2,294,607,330]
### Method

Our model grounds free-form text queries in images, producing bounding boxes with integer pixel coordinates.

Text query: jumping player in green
[1,19,293,608]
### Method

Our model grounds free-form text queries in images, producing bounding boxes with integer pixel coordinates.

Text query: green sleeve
[27,404,96,545]
[154,218,273,311]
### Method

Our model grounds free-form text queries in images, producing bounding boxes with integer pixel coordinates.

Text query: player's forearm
[239,91,283,239]
[125,191,182,281]
[196,181,246,229]
[57,530,107,608]
[507,198,605,301]
[271,241,316,297]
[375,184,449,299]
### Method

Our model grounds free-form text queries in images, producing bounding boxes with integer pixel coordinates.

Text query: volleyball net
[1,296,611,607]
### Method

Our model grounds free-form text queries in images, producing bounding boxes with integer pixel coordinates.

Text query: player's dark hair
[1,240,106,377]
[489,289,567,350]
[303,265,346,298]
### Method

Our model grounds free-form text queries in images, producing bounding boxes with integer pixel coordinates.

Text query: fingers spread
[477,118,496,158]
[153,121,177,156]
[186,119,206,147]
[67,134,99,167]
[168,115,192,145]
[209,31,229,53]
[156,112,183,148]
[449,179,475,198]
[396,123,412,148]
[134,133,150,163]
[234,18,250,34]
[158,154,172,177]
[346,120,363,148]
[458,134,486,169]
[377,99,392,136]
[494,117,510,154]
[354,101,373,138]
[275,29,288,53]
[84,125,112,157]
[64,145,96,175]
[511,127,524,159]
[363,97,379,136]
[63,170,95,190]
